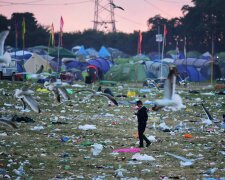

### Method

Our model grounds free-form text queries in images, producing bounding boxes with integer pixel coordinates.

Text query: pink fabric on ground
[113,147,141,153]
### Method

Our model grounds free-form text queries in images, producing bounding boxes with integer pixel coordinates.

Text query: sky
[0,0,193,33]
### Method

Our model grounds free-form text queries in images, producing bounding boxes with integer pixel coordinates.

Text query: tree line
[1,0,225,55]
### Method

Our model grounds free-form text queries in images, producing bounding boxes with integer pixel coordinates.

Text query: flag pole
[184,37,187,78]
[15,21,18,58]
[57,32,60,73]
[22,17,26,60]
[157,24,161,79]
[160,35,165,79]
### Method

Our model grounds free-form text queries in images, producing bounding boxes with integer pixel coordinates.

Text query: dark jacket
[136,106,148,124]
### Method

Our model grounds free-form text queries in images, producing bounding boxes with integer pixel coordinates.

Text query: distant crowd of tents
[6,44,225,83]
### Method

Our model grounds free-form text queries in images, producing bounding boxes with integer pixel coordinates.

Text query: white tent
[24,53,51,73]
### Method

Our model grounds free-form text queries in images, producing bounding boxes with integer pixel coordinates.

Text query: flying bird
[0,30,11,66]
[14,87,41,113]
[44,78,70,103]
[154,67,177,107]
[75,88,118,106]
[0,117,17,129]
[109,2,125,11]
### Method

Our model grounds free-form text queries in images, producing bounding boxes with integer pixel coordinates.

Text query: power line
[144,0,174,18]
[0,0,92,6]
[158,0,191,4]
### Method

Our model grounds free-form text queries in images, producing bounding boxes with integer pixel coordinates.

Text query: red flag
[163,24,167,36]
[138,30,142,54]
[163,24,167,46]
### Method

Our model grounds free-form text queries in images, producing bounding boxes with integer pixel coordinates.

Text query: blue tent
[176,65,206,82]
[98,46,111,59]
[76,45,88,56]
[16,60,25,72]
[88,58,112,74]
[64,60,88,71]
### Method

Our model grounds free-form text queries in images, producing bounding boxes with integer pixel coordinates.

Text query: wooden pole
[211,33,214,85]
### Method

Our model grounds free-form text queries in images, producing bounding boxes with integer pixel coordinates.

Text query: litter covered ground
[0,80,224,179]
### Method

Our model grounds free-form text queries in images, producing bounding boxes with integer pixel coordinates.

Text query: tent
[85,48,98,58]
[215,52,225,77]
[64,60,88,72]
[107,47,129,59]
[166,50,185,59]
[48,48,76,58]
[75,46,88,56]
[10,50,33,60]
[176,65,206,82]
[87,58,112,74]
[104,63,147,82]
[24,53,52,73]
[114,58,132,64]
[186,51,201,58]
[173,58,221,81]
[144,61,170,79]
[98,46,111,59]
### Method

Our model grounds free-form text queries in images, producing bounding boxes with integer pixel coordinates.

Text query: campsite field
[0,80,225,179]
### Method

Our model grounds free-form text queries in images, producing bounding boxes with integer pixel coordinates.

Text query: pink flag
[60,16,64,46]
[138,30,142,55]
[60,16,64,32]
[51,23,55,47]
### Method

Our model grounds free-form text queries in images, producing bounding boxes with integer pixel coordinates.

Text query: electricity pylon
[93,0,116,33]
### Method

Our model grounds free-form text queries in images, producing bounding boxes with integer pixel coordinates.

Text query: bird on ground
[14,87,41,113]
[201,103,214,121]
[109,2,125,11]
[0,30,11,66]
[44,78,70,103]
[97,86,114,97]
[0,117,17,129]
[75,88,118,106]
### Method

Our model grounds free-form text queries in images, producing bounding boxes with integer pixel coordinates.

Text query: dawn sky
[1,0,193,33]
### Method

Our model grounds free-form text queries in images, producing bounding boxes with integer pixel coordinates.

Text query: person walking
[135,100,151,148]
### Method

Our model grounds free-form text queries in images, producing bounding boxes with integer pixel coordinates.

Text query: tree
[0,14,9,31]
[181,0,225,52]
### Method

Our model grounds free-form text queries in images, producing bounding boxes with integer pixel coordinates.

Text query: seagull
[97,86,114,97]
[0,117,17,129]
[201,103,214,121]
[35,65,44,74]
[154,67,185,110]
[14,87,41,113]
[165,152,203,167]
[75,88,118,106]
[109,2,125,11]
[44,78,70,103]
[0,30,11,66]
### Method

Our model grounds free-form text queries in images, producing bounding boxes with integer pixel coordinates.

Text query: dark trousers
[138,122,150,146]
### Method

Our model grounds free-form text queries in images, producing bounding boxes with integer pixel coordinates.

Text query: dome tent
[144,61,170,79]
[104,63,147,82]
